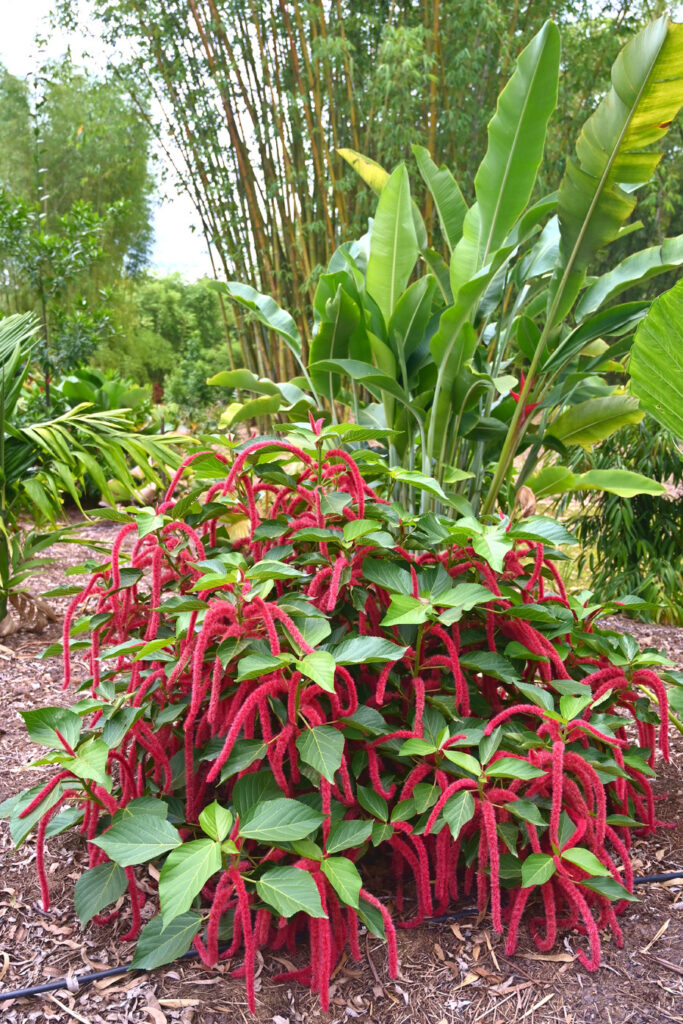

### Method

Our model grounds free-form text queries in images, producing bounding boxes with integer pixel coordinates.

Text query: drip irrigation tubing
[1,874,681,1004]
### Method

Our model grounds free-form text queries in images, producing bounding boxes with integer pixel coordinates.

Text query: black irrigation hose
[1,874,681,1004]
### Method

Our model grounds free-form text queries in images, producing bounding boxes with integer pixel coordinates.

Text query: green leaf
[91,815,181,866]
[297,651,336,693]
[381,594,431,627]
[561,847,610,876]
[21,707,81,751]
[399,737,437,757]
[102,706,144,748]
[327,635,408,665]
[159,839,222,925]
[412,145,467,252]
[214,739,267,780]
[486,758,546,780]
[366,164,418,326]
[239,798,324,843]
[554,16,683,319]
[130,912,202,970]
[571,469,666,498]
[549,395,643,449]
[356,785,388,822]
[199,802,233,843]
[217,281,302,361]
[576,234,683,317]
[321,857,362,908]
[236,652,291,682]
[326,818,373,855]
[231,771,282,819]
[256,865,327,919]
[521,853,556,888]
[442,750,481,776]
[508,517,576,547]
[474,20,560,262]
[9,781,71,846]
[296,726,344,783]
[505,799,547,827]
[579,876,639,902]
[357,896,387,939]
[74,862,128,926]
[66,740,111,788]
[442,789,475,840]
[559,694,593,722]
[630,279,683,439]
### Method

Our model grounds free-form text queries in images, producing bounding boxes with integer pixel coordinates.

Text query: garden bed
[0,526,681,1024]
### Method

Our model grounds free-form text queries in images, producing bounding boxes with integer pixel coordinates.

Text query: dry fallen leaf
[144,1007,168,1024]
[519,951,576,963]
[641,918,670,953]
[158,999,200,1008]
[453,970,480,990]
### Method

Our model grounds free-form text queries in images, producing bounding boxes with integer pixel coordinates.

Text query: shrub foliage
[3,431,674,1009]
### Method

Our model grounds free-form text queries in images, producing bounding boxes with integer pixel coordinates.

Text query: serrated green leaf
[486,758,546,780]
[239,798,324,843]
[326,819,373,855]
[92,815,181,866]
[561,847,610,876]
[159,839,222,925]
[256,865,327,918]
[321,857,362,908]
[356,786,388,822]
[297,651,336,693]
[442,789,476,840]
[21,707,81,751]
[199,801,233,843]
[74,862,128,927]
[521,853,556,888]
[296,726,344,783]
[130,912,202,970]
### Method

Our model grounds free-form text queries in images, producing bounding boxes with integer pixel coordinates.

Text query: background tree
[57,0,676,379]
[0,58,156,396]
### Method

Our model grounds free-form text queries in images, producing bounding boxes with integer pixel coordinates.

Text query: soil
[0,525,681,1024]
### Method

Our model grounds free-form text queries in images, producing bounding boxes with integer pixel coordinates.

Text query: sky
[0,0,214,280]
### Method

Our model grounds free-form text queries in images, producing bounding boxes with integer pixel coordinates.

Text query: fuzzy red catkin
[481,800,502,932]
[359,889,398,977]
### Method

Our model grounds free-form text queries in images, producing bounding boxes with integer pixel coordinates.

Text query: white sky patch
[0,0,214,280]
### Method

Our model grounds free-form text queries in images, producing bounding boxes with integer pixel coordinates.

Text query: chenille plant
[2,428,678,1009]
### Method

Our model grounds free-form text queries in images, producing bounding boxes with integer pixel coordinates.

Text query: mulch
[0,525,681,1024]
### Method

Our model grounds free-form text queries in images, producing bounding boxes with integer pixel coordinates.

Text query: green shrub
[3,429,675,1010]
[572,417,683,624]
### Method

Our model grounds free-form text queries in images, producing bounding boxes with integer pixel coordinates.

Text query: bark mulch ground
[0,526,681,1024]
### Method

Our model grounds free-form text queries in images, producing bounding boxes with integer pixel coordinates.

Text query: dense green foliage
[572,418,683,625]
[2,432,677,1005]
[56,0,681,378]
[0,314,186,621]
[214,17,682,520]
[0,59,155,395]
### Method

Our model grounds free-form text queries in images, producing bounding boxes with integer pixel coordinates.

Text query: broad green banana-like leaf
[208,369,279,395]
[309,284,364,401]
[366,164,419,329]
[629,279,683,439]
[412,145,467,252]
[576,233,683,317]
[449,22,559,296]
[529,465,665,498]
[214,280,306,373]
[340,148,428,251]
[475,20,560,263]
[554,16,683,321]
[548,394,643,449]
